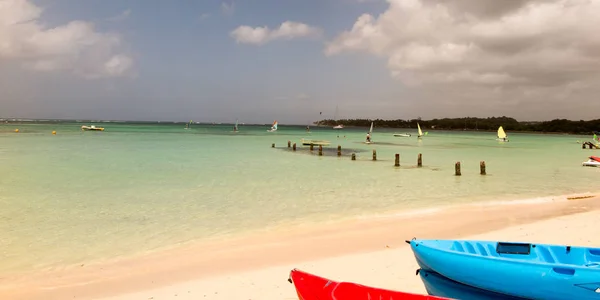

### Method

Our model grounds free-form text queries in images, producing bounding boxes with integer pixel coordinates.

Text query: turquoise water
[0,123,598,274]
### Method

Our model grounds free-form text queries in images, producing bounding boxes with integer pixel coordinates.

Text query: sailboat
[233,119,239,132]
[417,122,427,138]
[184,120,192,129]
[333,105,344,129]
[365,122,374,144]
[496,126,509,142]
[267,120,278,132]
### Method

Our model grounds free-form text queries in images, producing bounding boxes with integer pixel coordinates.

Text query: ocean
[0,122,597,275]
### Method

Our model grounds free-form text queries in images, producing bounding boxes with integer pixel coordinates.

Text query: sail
[234,119,238,131]
[497,126,507,139]
[417,123,423,136]
[272,121,278,130]
[369,122,374,134]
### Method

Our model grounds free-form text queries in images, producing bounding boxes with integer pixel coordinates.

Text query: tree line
[316,117,600,134]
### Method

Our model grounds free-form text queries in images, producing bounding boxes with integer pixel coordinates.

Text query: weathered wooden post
[480,161,486,175]
[418,153,422,167]
[372,149,377,161]
[395,154,400,167]
[293,143,296,151]
[351,153,356,160]
[319,145,323,156]
[287,140,291,148]
[310,144,314,151]
[272,143,275,148]
[337,145,342,157]
[455,162,461,176]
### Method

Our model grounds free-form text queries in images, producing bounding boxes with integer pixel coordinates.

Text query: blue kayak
[408,238,600,300]
[417,269,527,300]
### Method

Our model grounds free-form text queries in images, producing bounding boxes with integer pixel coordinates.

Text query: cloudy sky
[2,0,600,124]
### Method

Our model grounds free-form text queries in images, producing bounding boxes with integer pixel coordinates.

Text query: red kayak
[590,156,600,162]
[288,269,450,300]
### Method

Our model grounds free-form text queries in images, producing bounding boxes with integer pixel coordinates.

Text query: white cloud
[221,2,235,16]
[0,0,134,78]
[199,13,210,20]
[231,21,322,45]
[106,9,131,22]
[325,0,600,94]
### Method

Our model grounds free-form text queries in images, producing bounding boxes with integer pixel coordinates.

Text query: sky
[2,0,600,124]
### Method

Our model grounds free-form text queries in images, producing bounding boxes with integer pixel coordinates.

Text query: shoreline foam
[1,193,599,300]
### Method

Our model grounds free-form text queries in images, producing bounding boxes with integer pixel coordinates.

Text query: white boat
[393,133,411,137]
[496,126,509,142]
[267,120,278,132]
[81,125,104,131]
[365,122,374,144]
[582,156,600,167]
[332,105,344,129]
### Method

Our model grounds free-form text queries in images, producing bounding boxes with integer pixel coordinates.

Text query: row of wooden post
[455,161,486,176]
[275,142,486,175]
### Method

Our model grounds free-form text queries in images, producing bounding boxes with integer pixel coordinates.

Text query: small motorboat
[333,124,344,129]
[81,125,104,131]
[288,268,449,300]
[582,156,600,167]
[394,133,412,137]
[408,238,600,300]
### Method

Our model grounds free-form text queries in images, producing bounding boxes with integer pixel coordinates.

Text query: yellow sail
[497,126,507,139]
[417,123,423,137]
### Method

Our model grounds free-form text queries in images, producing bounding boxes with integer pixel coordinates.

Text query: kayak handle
[552,267,575,276]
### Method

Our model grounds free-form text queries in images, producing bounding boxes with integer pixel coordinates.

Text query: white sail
[369,122,374,134]
[497,126,507,139]
[234,119,239,131]
[417,123,423,137]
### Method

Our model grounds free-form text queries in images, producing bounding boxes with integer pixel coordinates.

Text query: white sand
[99,210,600,300]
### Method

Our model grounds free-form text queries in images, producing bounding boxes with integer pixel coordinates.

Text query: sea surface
[0,122,598,275]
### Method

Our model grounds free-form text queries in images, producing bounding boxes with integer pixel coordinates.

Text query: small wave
[356,206,448,221]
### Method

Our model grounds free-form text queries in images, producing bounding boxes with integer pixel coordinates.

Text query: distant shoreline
[2,117,599,136]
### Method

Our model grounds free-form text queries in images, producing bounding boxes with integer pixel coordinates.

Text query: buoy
[52,131,57,135]
[14,129,19,133]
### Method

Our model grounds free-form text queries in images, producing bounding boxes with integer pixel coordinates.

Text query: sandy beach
[1,194,599,300]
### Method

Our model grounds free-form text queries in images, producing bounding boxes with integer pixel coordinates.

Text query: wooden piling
[455,162,461,176]
[372,149,377,161]
[351,153,356,161]
[337,145,342,157]
[293,143,296,151]
[480,161,486,175]
[287,140,291,148]
[319,145,323,156]
[310,144,314,151]
[418,153,422,167]
[394,154,400,167]
[272,143,275,148]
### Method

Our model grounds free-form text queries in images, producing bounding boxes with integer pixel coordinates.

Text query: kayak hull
[288,269,448,300]
[409,239,600,300]
[417,269,527,300]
